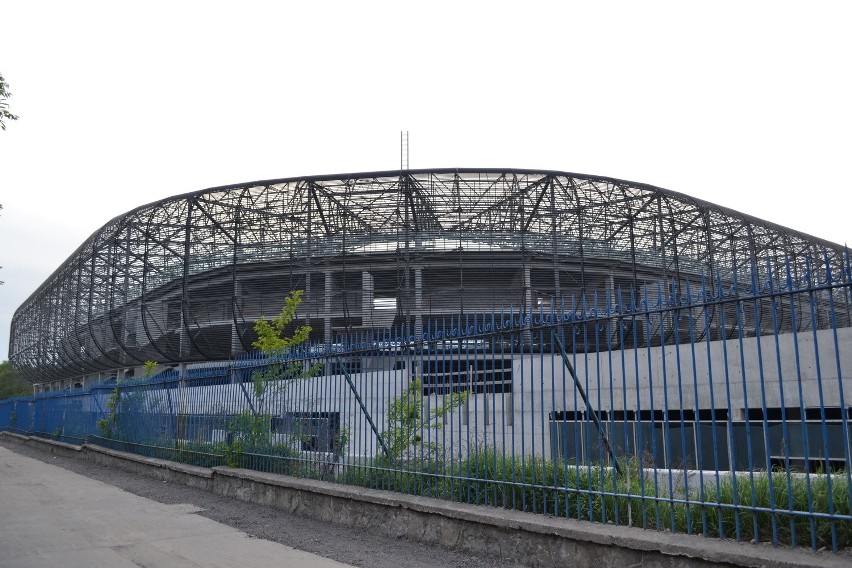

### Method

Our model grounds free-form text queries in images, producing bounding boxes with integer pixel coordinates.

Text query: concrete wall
[25,326,852,468]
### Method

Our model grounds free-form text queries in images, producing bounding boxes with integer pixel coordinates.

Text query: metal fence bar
[2,259,851,551]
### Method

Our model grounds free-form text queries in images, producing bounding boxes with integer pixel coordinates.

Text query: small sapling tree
[96,361,157,439]
[226,290,322,467]
[142,361,158,378]
[381,378,468,464]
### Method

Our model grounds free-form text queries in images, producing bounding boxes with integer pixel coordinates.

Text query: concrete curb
[84,444,214,490]
[1,432,845,568]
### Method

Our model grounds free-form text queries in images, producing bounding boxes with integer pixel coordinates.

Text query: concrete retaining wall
[1,431,844,568]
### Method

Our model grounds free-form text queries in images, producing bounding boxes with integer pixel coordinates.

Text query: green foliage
[224,290,326,469]
[142,361,158,378]
[0,361,29,400]
[252,290,312,354]
[95,418,112,437]
[223,440,302,474]
[332,427,350,457]
[224,412,272,466]
[96,380,148,440]
[246,289,321,414]
[343,454,446,497]
[345,445,640,518]
[343,446,850,550]
[96,384,121,437]
[381,379,468,462]
[448,450,651,523]
[92,438,230,469]
[0,72,18,130]
[0,205,5,286]
[683,469,852,549]
[173,440,229,467]
[343,378,468,493]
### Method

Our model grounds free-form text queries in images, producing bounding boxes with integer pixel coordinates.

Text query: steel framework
[9,168,850,383]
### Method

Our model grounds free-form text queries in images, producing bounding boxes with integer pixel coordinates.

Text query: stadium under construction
[6,168,852,475]
[9,168,849,386]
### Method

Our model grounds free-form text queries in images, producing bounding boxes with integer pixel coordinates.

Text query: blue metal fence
[2,256,851,551]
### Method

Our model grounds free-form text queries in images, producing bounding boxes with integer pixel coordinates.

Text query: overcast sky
[1,1,850,361]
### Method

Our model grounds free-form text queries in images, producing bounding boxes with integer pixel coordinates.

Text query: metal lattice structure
[9,168,849,384]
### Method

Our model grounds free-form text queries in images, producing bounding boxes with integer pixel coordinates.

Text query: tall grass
[681,470,852,549]
[341,447,850,550]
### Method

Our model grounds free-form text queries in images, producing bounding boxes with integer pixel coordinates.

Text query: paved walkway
[0,445,353,568]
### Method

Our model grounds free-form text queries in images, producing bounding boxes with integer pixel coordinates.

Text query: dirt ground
[0,441,531,568]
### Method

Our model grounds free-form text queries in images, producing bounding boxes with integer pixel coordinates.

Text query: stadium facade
[8,168,850,389]
[5,168,852,545]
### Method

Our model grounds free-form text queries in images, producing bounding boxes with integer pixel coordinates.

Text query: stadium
[5,167,852,479]
[10,169,848,383]
[9,168,850,388]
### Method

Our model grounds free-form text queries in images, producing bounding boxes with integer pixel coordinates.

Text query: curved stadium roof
[10,169,848,383]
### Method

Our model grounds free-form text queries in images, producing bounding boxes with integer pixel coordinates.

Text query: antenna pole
[400,131,409,171]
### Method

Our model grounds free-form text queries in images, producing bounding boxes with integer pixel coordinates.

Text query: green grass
[682,469,852,549]
[340,448,851,550]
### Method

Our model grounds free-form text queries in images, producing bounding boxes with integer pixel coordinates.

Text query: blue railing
[2,256,851,551]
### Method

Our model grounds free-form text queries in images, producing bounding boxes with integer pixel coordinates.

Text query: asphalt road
[0,441,530,568]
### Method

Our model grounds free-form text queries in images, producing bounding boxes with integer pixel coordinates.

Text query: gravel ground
[1,441,531,568]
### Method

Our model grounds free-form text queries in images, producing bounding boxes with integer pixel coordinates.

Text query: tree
[0,72,19,130]
[381,378,467,463]
[249,289,319,415]
[1,72,19,284]
[224,290,322,468]
[0,361,30,400]
[252,290,312,354]
[96,361,158,438]
[0,204,4,284]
